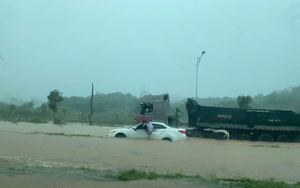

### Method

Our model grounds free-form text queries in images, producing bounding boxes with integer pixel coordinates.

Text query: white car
[106,122,187,142]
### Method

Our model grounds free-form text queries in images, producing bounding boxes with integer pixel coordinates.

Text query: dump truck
[185,98,300,142]
[138,94,300,142]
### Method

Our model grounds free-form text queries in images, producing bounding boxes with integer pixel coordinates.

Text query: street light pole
[195,51,206,98]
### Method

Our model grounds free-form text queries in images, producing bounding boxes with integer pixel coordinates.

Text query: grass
[118,169,148,181]
[147,170,160,180]
[223,177,300,188]
[164,171,184,179]
[30,117,48,123]
[251,144,281,148]
[113,169,300,188]
[4,162,299,188]
[78,165,95,171]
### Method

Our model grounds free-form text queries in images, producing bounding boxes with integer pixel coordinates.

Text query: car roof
[138,121,167,125]
[138,121,171,128]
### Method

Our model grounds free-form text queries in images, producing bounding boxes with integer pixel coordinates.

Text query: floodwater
[1,121,300,188]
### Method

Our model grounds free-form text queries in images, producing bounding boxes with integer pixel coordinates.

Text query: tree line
[170,85,300,122]
[0,85,299,124]
[0,91,142,124]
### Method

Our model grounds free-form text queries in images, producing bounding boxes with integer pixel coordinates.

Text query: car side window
[136,124,146,129]
[152,124,166,129]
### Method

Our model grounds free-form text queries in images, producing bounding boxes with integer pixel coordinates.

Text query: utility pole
[125,94,128,115]
[195,51,206,98]
[88,83,94,125]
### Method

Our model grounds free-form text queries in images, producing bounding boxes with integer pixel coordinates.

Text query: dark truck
[138,94,300,142]
[185,98,300,142]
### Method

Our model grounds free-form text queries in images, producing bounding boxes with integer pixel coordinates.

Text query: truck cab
[138,93,170,124]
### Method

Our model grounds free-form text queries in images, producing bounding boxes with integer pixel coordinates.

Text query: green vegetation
[0,91,141,125]
[116,169,213,182]
[237,95,252,108]
[61,106,67,117]
[115,169,300,188]
[79,165,95,171]
[2,162,299,188]
[118,169,148,181]
[47,89,64,124]
[40,103,47,120]
[0,85,300,125]
[29,116,46,123]
[224,177,300,188]
[117,170,186,181]
[147,170,160,180]
[165,171,184,179]
[251,144,281,148]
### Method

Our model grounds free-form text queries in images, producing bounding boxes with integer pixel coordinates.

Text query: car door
[151,123,167,140]
[129,124,148,139]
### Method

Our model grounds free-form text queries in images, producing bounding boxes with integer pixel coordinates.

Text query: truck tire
[257,134,274,142]
[294,135,300,143]
[191,131,205,138]
[276,135,289,142]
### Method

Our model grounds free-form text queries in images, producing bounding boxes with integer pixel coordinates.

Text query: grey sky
[1,0,300,102]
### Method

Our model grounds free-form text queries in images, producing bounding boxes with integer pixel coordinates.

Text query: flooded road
[1,121,300,187]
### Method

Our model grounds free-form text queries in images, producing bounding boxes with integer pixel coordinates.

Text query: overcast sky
[1,0,300,103]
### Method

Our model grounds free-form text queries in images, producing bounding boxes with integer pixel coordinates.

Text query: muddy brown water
[1,121,300,187]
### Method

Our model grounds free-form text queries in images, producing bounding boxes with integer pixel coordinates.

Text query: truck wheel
[276,135,289,142]
[257,134,274,142]
[191,131,205,138]
[294,136,300,143]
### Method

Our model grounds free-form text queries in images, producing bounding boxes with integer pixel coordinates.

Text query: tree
[61,106,67,116]
[8,104,16,117]
[47,90,64,123]
[40,103,47,120]
[28,101,35,108]
[237,95,252,108]
[61,106,67,122]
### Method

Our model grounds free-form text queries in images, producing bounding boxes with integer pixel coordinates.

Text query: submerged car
[106,122,187,142]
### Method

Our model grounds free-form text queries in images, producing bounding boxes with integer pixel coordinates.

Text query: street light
[195,51,206,98]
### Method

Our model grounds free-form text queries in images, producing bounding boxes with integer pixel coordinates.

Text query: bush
[30,117,43,123]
